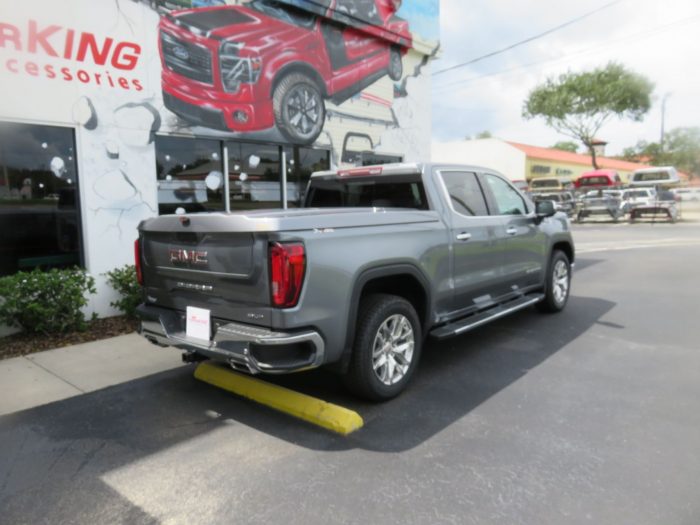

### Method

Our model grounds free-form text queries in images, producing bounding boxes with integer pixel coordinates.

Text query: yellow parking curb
[194,362,364,436]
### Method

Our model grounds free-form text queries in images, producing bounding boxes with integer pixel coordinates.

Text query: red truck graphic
[159,0,411,144]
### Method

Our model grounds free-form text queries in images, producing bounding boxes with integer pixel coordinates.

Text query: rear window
[531,179,560,188]
[634,171,671,181]
[580,176,611,186]
[305,175,429,209]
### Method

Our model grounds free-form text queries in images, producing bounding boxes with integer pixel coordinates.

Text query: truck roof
[310,162,505,179]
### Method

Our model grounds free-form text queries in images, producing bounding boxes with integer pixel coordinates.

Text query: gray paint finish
[137,163,574,369]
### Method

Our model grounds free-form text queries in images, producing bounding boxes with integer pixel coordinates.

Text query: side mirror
[535,200,556,219]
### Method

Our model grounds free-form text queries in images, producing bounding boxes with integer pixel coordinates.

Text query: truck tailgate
[140,229,272,326]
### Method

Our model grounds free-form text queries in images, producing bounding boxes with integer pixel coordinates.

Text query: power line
[431,14,700,93]
[432,0,623,77]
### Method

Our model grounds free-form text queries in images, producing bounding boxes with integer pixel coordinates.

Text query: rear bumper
[137,304,325,374]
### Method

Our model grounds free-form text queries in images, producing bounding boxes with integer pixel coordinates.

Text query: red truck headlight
[270,242,306,308]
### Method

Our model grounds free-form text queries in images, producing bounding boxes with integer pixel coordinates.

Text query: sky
[431,0,700,156]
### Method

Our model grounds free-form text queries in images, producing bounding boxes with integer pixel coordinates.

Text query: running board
[430,294,544,340]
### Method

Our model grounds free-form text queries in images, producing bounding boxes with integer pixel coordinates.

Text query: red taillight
[270,242,305,308]
[134,238,144,286]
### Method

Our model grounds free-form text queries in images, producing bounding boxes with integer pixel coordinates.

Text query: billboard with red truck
[159,0,412,144]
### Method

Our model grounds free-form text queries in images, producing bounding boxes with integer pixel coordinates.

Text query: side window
[483,174,527,216]
[439,171,489,216]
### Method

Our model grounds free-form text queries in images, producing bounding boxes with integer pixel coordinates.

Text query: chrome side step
[430,294,544,340]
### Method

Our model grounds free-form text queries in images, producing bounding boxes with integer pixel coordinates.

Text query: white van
[672,187,700,202]
[629,167,680,187]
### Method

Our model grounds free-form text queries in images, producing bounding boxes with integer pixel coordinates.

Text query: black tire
[344,294,422,401]
[272,73,325,145]
[537,250,571,313]
[388,47,403,81]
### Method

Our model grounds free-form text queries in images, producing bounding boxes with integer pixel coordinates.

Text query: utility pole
[660,93,671,149]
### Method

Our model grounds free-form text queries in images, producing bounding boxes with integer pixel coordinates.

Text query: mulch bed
[0,316,138,361]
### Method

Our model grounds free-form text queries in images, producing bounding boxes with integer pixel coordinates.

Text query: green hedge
[105,265,142,318]
[0,268,96,335]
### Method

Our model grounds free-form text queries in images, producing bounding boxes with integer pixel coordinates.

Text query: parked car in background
[532,191,575,216]
[629,189,679,223]
[672,187,700,201]
[574,169,622,191]
[511,179,529,193]
[620,188,656,213]
[629,167,680,187]
[576,190,624,222]
[530,177,567,193]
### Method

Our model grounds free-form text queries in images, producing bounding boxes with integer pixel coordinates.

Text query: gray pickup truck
[136,163,574,400]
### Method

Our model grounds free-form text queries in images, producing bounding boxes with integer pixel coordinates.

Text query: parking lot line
[194,362,364,436]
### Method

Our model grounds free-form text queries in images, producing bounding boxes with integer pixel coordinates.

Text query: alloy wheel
[372,314,415,386]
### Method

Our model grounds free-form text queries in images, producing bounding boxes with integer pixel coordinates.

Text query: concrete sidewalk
[0,333,182,416]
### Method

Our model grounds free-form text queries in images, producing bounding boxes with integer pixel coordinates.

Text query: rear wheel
[344,294,422,401]
[537,250,571,313]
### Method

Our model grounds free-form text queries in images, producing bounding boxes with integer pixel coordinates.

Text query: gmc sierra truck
[136,163,575,400]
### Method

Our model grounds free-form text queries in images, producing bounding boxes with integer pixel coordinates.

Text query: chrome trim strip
[155,266,250,279]
[453,296,543,335]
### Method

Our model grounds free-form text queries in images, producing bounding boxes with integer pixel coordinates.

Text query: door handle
[506,227,518,235]
[456,232,472,241]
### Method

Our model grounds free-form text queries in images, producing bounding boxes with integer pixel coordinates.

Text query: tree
[523,63,654,169]
[622,127,700,178]
[465,130,493,140]
[551,141,579,153]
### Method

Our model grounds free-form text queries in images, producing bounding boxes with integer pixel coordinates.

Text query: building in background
[432,138,653,185]
[0,0,439,316]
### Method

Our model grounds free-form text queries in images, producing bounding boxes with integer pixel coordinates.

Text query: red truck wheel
[273,73,325,145]
[388,47,403,81]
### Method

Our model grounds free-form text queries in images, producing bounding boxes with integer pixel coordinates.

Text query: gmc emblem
[169,249,208,266]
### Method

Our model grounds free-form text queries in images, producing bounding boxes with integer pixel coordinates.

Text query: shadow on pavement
[571,257,603,273]
[0,294,614,522]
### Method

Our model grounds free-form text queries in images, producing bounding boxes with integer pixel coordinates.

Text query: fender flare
[334,263,432,373]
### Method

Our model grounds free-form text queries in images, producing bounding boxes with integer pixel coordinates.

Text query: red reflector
[134,238,144,286]
[270,242,306,308]
[337,166,383,177]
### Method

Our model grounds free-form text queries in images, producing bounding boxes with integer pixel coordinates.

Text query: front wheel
[344,294,422,401]
[537,250,571,313]
[272,73,325,145]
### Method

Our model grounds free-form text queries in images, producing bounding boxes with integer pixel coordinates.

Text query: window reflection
[0,122,82,276]
[227,142,282,210]
[155,136,224,215]
[157,136,330,212]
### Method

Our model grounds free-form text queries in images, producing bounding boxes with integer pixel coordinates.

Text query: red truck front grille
[161,31,214,85]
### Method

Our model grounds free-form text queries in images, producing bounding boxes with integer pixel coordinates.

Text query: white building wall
[431,139,527,181]
[0,0,438,317]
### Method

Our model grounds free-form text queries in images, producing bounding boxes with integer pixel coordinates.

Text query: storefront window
[227,142,282,210]
[155,136,224,215]
[0,122,83,276]
[159,136,330,212]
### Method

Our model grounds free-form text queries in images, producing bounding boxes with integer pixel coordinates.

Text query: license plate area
[186,306,211,341]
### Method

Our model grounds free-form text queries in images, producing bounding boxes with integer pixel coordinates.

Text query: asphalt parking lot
[2,221,700,524]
